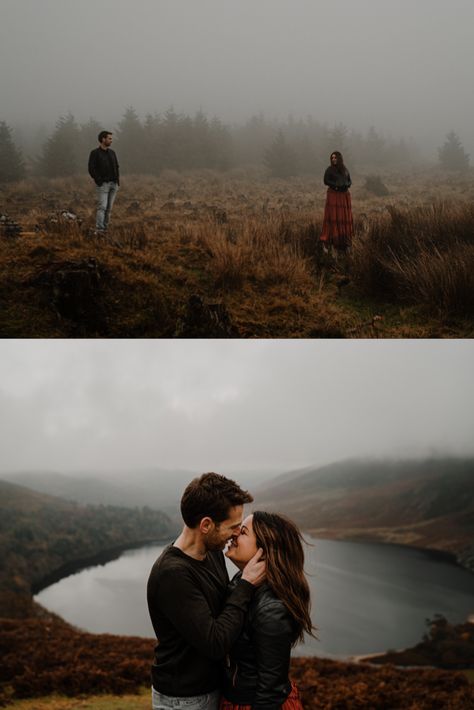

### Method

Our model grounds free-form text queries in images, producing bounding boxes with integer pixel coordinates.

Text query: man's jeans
[95,181,119,230]
[151,687,219,710]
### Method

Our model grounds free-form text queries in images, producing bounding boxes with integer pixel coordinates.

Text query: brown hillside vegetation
[1,170,473,337]
[1,617,473,709]
[0,480,173,618]
[255,458,474,570]
[369,615,474,670]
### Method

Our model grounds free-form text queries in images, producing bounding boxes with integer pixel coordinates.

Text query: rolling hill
[2,468,275,520]
[1,469,195,514]
[253,457,474,571]
[0,479,175,617]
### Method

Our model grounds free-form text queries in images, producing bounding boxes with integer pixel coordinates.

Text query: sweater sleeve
[154,565,254,660]
[253,601,293,709]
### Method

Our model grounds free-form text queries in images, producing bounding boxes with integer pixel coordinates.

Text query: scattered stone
[60,210,78,221]
[0,213,22,238]
[35,210,83,232]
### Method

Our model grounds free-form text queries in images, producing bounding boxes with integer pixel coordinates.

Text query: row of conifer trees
[0,108,471,182]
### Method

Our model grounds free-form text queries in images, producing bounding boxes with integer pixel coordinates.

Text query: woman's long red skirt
[320,188,354,251]
[219,682,303,710]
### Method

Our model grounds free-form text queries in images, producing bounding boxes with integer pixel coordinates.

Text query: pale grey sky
[1,0,473,156]
[0,340,472,475]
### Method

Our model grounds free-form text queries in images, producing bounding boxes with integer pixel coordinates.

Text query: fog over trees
[1,108,470,180]
[15,108,425,177]
[1,0,473,164]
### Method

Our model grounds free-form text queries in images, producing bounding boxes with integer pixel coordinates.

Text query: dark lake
[35,538,474,658]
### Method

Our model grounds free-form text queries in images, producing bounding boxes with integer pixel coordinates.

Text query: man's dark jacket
[221,575,298,709]
[88,147,120,186]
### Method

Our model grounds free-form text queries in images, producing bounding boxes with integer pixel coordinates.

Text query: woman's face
[225,514,258,568]
[331,153,338,165]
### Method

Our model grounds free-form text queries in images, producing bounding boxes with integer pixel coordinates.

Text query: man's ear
[200,516,214,535]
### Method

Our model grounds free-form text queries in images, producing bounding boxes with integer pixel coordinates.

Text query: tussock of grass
[195,216,313,292]
[352,202,474,316]
[387,242,474,315]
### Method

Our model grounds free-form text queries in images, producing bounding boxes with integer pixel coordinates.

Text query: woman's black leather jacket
[324,165,352,191]
[221,576,298,709]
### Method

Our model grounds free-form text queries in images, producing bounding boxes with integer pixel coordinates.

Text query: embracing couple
[147,472,314,710]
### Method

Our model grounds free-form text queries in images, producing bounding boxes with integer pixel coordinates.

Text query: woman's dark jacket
[324,165,351,191]
[222,574,298,709]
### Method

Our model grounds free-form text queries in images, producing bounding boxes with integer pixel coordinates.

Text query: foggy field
[1,169,473,338]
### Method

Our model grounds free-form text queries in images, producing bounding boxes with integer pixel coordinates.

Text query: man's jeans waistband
[151,687,219,710]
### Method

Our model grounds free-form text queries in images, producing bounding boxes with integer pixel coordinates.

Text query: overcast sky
[0,340,472,476]
[1,0,473,156]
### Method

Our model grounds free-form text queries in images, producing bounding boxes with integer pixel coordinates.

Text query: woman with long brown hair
[221,511,315,709]
[320,150,354,253]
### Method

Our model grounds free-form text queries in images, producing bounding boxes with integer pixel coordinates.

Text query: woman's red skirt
[219,681,303,710]
[320,188,354,250]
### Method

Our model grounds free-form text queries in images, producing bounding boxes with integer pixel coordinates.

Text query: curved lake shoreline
[31,537,174,595]
[35,536,474,659]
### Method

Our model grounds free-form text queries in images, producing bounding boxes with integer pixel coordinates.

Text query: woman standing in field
[221,511,314,710]
[320,151,354,253]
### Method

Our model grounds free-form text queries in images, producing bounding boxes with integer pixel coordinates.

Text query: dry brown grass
[194,215,313,292]
[352,201,474,317]
[1,170,473,337]
[3,692,150,709]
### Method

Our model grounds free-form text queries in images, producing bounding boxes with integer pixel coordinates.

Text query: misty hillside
[2,468,274,517]
[0,478,72,512]
[255,457,474,514]
[1,469,191,514]
[254,457,474,569]
[0,479,175,617]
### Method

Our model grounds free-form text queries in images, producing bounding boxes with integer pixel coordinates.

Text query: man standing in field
[147,472,265,710]
[88,130,120,233]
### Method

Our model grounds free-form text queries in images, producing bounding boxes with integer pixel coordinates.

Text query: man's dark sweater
[88,147,120,186]
[147,545,254,697]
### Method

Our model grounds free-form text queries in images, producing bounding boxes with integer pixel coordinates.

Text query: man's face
[205,505,243,552]
[101,134,113,148]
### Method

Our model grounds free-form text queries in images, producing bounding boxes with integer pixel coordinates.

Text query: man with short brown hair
[88,131,120,233]
[147,473,265,710]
